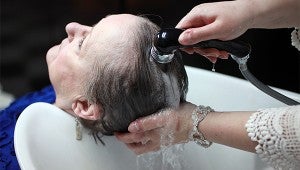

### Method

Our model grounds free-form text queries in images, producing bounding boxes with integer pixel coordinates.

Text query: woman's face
[46,14,138,104]
[46,22,91,100]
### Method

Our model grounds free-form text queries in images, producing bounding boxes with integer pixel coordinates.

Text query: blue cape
[0,85,55,170]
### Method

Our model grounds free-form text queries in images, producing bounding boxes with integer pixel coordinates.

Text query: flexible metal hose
[231,55,299,106]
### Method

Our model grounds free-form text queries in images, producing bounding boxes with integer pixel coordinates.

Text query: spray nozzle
[150,29,299,105]
[151,28,251,64]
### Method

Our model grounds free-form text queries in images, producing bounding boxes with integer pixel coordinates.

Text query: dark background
[1,0,299,98]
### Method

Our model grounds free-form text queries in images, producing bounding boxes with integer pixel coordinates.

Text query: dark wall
[1,0,299,98]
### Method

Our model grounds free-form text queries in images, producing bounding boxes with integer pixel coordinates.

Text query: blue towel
[0,85,55,170]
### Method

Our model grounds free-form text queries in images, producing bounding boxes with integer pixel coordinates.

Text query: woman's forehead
[94,14,139,35]
[100,14,139,24]
[80,14,143,66]
[85,14,139,50]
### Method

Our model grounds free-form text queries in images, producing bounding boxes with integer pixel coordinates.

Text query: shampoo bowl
[14,66,300,170]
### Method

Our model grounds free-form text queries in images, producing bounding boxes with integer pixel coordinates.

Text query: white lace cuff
[245,105,300,170]
[291,28,300,51]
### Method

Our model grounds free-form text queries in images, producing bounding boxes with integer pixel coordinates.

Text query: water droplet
[212,63,216,72]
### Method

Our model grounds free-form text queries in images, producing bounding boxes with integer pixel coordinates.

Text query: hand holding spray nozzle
[151,28,299,105]
[151,28,251,64]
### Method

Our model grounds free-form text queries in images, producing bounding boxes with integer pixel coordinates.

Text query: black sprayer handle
[155,28,251,58]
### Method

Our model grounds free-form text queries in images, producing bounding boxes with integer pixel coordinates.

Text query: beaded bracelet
[189,105,214,148]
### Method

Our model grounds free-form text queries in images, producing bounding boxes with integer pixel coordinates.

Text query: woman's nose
[65,22,89,42]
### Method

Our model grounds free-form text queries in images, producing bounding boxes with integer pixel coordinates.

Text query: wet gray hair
[79,16,188,144]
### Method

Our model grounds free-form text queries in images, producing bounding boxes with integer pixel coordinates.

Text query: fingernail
[219,55,228,59]
[179,30,192,45]
[128,122,139,132]
[208,57,217,63]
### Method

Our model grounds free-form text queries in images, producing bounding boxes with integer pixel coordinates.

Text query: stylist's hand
[176,1,252,62]
[115,102,196,155]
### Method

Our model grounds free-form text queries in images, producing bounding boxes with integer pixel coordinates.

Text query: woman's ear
[72,97,102,120]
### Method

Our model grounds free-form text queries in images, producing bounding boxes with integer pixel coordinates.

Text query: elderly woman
[0,14,188,169]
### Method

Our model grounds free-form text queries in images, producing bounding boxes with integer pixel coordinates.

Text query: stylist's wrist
[176,102,198,144]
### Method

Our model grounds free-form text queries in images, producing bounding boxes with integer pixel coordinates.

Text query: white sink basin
[14,66,300,170]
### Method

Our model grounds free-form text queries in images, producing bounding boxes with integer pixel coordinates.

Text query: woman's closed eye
[79,37,86,49]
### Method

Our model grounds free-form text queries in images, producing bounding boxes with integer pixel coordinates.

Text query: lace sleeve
[245,105,300,170]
